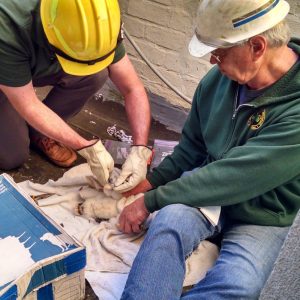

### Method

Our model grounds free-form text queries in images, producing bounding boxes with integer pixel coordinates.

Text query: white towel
[18,164,219,299]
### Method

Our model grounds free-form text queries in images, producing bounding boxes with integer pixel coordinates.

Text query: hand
[118,195,150,234]
[122,179,153,198]
[78,140,114,186]
[113,146,152,193]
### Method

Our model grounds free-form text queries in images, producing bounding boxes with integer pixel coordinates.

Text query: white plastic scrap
[107,124,133,143]
[94,93,103,101]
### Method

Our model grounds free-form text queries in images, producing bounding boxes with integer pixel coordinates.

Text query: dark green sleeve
[0,25,32,87]
[147,84,208,188]
[0,52,32,86]
[145,106,300,213]
[111,42,126,64]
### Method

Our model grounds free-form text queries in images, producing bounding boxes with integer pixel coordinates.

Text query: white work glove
[78,140,114,187]
[113,145,152,193]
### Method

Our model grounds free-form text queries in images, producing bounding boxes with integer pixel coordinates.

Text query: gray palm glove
[78,140,114,186]
[113,145,152,193]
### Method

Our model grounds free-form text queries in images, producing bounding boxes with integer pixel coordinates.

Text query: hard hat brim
[188,34,216,58]
[56,52,115,76]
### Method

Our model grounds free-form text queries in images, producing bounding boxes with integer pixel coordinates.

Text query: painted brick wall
[119,0,300,108]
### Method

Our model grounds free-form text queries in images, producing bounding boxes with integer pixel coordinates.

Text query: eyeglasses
[210,40,250,63]
[194,31,250,63]
[210,48,232,63]
[211,53,222,63]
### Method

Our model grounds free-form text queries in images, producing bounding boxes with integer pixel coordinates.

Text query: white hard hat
[189,0,290,57]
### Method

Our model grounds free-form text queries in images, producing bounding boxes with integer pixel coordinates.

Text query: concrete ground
[3,85,187,299]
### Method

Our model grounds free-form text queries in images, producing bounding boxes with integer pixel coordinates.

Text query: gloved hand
[113,145,152,193]
[78,140,114,186]
[122,178,153,198]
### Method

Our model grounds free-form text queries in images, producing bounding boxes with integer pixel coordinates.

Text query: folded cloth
[81,217,143,272]
[18,163,219,298]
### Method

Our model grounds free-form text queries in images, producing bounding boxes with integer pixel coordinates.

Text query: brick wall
[119,0,300,108]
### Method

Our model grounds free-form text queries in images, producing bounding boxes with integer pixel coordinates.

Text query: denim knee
[183,224,289,300]
[150,204,214,250]
[154,204,199,231]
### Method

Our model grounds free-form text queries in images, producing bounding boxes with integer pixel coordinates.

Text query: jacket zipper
[232,88,255,119]
[218,88,255,159]
[233,103,255,119]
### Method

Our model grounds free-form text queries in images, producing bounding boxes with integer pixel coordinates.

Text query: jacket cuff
[144,190,159,213]
[146,172,164,188]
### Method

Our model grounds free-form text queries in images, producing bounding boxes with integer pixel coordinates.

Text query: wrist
[138,195,149,214]
[76,138,99,151]
[130,145,153,164]
[131,144,152,150]
[141,179,153,191]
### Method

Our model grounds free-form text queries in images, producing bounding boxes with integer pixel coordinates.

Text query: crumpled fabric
[18,163,219,297]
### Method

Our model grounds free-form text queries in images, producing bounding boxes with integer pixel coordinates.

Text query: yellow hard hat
[40,0,121,76]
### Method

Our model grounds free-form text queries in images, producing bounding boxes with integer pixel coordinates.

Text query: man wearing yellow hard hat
[0,0,151,192]
[118,0,300,299]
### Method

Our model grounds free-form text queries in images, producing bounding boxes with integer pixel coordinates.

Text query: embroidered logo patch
[248,109,266,130]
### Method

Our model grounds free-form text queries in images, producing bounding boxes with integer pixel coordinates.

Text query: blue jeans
[121,204,289,300]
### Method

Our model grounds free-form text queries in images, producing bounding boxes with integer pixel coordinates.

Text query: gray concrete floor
[3,87,187,299]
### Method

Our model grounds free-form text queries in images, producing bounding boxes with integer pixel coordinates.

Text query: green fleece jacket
[145,38,300,227]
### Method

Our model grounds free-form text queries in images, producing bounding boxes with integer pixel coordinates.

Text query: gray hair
[259,20,291,47]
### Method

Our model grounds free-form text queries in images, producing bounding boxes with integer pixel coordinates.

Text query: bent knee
[0,149,30,170]
[158,204,201,223]
[154,204,203,233]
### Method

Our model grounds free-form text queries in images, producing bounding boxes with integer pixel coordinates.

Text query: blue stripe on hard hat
[233,0,280,28]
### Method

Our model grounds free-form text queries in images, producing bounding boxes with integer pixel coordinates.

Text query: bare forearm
[108,55,151,145]
[22,98,92,149]
[124,88,151,145]
[0,82,94,150]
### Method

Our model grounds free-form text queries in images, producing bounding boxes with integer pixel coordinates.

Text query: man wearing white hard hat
[118,0,300,298]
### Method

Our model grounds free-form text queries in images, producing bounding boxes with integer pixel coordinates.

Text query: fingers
[102,168,110,185]
[121,222,143,234]
[131,223,142,233]
[114,178,136,193]
[92,165,110,186]
[113,171,132,188]
[117,221,142,234]
[123,221,134,234]
[78,140,115,186]
[118,210,125,231]
[118,209,134,234]
[114,182,132,193]
[122,179,153,197]
[117,196,149,234]
[118,209,145,234]
[108,168,122,184]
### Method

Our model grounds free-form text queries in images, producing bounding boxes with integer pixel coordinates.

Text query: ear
[249,36,266,61]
